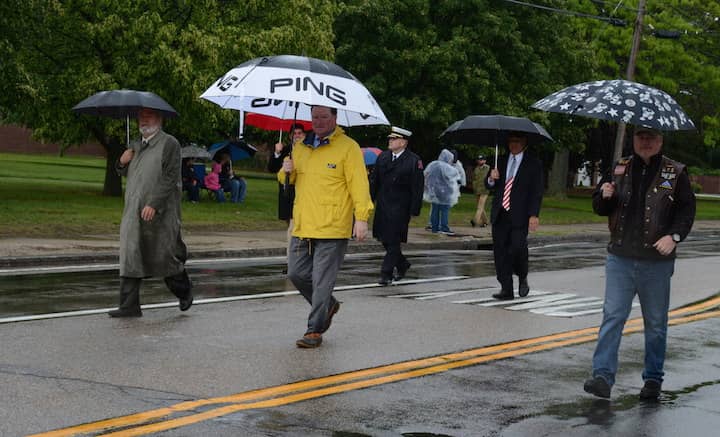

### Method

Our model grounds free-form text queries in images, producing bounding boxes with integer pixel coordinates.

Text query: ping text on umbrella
[215,74,347,106]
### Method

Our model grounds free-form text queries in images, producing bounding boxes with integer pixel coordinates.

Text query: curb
[3,228,715,269]
[0,237,493,269]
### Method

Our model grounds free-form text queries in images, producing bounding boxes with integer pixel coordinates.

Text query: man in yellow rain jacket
[279,105,373,348]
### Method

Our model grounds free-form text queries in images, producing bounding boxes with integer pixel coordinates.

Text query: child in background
[204,162,225,203]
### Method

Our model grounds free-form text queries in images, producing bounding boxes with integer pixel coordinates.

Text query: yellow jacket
[278,127,373,239]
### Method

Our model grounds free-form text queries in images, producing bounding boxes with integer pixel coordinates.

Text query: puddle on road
[534,377,720,424]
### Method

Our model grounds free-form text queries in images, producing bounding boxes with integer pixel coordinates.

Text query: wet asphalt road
[2,235,719,318]
[1,235,720,436]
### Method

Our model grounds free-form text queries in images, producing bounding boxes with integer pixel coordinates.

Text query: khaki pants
[473,194,489,226]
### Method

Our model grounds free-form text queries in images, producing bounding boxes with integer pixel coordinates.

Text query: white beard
[139,124,160,137]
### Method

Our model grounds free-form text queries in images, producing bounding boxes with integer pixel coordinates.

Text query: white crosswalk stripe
[387,288,639,318]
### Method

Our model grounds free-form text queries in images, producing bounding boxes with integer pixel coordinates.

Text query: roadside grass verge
[1,153,717,238]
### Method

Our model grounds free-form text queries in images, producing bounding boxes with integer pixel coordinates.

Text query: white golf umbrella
[200,55,390,127]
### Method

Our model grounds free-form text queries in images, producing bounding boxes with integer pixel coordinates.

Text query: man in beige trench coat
[110,108,193,317]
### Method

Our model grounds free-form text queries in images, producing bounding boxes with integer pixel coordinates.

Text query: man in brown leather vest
[583,126,696,400]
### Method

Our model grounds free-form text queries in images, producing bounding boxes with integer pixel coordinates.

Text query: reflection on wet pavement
[2,235,717,319]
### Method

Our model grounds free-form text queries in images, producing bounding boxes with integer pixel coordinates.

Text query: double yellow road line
[33,295,720,437]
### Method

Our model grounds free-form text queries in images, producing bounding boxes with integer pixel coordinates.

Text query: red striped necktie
[502,156,517,211]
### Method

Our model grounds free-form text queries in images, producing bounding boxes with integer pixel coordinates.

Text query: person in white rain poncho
[423,149,460,234]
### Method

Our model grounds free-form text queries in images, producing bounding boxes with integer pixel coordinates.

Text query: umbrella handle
[494,143,498,168]
[126,114,130,148]
[239,110,244,138]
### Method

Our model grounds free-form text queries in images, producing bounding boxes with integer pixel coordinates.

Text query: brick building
[0,124,105,156]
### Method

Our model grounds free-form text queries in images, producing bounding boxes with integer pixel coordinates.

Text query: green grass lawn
[1,152,717,238]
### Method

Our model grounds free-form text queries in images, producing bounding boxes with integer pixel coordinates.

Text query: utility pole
[612,0,647,162]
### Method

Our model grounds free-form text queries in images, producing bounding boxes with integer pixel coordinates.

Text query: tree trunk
[103,138,124,197]
[547,149,569,198]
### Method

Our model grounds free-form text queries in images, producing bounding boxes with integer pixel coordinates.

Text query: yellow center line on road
[31,297,720,437]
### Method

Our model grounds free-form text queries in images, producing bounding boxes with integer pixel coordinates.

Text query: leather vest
[608,155,685,249]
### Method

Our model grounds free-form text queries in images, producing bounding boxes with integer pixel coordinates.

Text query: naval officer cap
[388,126,412,139]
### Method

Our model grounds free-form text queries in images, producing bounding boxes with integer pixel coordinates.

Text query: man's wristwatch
[671,233,681,243]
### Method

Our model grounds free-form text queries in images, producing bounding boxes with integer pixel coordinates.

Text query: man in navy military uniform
[370,126,424,285]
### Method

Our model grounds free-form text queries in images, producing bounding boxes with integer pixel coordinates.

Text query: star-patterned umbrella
[531,79,694,131]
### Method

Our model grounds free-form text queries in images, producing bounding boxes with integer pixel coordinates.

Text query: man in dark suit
[485,131,543,300]
[370,126,424,285]
[267,123,306,223]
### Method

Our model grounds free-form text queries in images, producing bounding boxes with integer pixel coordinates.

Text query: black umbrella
[440,114,553,166]
[180,144,212,160]
[531,79,695,131]
[72,89,178,147]
[72,89,178,118]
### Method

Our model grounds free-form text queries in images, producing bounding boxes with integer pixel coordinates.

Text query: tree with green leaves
[334,0,597,197]
[563,0,720,169]
[0,0,336,196]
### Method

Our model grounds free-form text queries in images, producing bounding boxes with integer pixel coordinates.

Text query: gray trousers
[287,237,348,334]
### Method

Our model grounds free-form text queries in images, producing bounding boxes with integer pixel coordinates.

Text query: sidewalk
[1,221,717,268]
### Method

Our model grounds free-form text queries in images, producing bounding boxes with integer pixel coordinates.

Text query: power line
[499,0,626,26]
[588,0,638,13]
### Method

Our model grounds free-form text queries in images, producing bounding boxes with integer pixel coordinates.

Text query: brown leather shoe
[321,301,341,333]
[296,332,322,348]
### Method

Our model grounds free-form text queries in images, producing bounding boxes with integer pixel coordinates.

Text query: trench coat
[116,130,187,278]
[370,149,424,244]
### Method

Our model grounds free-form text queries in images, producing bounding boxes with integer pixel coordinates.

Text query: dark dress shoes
[378,276,393,286]
[639,379,662,400]
[492,291,514,300]
[394,262,412,281]
[179,293,193,311]
[108,308,142,318]
[519,277,530,297]
[584,376,611,398]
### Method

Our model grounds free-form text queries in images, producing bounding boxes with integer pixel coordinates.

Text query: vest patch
[327,163,337,169]
[659,180,673,189]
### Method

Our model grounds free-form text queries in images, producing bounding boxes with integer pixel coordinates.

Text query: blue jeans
[223,178,247,203]
[430,203,450,233]
[214,188,226,203]
[592,254,674,386]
